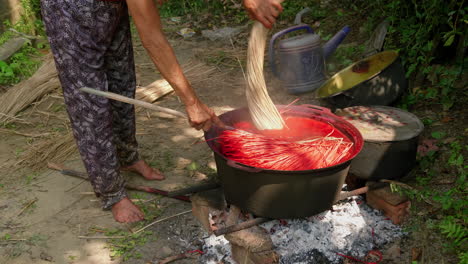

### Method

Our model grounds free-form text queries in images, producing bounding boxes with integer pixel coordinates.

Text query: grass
[88,196,163,261]
[148,149,175,172]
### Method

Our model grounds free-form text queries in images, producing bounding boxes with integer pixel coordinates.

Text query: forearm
[126,0,197,106]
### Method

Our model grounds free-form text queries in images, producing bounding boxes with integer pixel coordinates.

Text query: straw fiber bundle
[246,22,284,130]
[0,54,60,123]
[16,132,76,170]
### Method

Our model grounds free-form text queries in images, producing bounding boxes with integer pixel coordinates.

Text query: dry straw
[246,22,284,130]
[15,132,76,170]
[0,54,60,123]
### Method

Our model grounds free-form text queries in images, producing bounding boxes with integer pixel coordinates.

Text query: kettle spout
[323,26,351,59]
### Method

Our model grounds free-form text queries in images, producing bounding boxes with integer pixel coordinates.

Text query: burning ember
[200,196,405,264]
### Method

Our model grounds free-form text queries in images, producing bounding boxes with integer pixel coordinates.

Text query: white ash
[265,197,405,263]
[199,233,234,264]
[200,197,405,263]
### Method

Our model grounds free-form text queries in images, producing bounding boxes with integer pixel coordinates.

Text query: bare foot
[122,160,165,180]
[111,197,144,223]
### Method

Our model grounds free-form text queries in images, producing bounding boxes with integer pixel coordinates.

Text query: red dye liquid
[233,117,350,142]
[219,117,355,171]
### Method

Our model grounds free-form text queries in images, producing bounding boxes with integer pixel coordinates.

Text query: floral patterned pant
[41,0,139,209]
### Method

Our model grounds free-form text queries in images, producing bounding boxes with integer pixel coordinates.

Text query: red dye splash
[218,117,355,171]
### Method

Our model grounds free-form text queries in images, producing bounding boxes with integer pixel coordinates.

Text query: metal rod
[47,163,190,202]
[167,182,220,197]
[80,87,187,119]
[213,217,270,236]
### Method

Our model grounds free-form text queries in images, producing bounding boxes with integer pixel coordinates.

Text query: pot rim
[205,104,364,173]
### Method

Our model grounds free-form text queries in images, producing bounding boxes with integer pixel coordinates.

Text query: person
[40,0,283,223]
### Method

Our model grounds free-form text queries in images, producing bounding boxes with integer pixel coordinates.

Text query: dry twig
[17,198,38,216]
[133,210,192,234]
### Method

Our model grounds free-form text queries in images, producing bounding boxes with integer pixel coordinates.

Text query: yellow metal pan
[316,50,399,98]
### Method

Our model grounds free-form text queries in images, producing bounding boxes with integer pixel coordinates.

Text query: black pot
[335,106,424,181]
[204,105,363,219]
[325,58,407,109]
[349,137,419,180]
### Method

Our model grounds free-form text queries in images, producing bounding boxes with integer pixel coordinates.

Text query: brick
[191,188,226,233]
[191,203,214,232]
[190,188,226,209]
[367,191,411,225]
[366,181,408,205]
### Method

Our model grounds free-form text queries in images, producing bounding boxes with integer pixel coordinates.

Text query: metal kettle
[268,9,350,95]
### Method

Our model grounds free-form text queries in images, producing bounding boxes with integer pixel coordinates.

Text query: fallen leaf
[441,116,452,123]
[417,139,439,156]
[411,248,422,261]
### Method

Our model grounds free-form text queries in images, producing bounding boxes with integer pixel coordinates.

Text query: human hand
[243,0,283,29]
[185,100,224,131]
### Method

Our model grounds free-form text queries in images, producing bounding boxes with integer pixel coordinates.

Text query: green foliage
[0,0,44,85]
[97,198,162,261]
[360,0,466,111]
[159,0,247,25]
[398,134,467,263]
[459,251,468,264]
[159,0,314,26]
[0,45,41,85]
[105,229,153,261]
[148,149,175,171]
[371,0,466,75]
[328,44,365,73]
[431,131,446,140]
[439,217,467,248]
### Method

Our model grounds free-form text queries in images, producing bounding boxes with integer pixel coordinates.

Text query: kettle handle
[269,25,314,77]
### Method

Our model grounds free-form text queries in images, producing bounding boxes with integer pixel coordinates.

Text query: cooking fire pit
[205,105,363,219]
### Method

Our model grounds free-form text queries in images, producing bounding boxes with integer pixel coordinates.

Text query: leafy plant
[360,0,466,111]
[0,0,44,85]
[439,217,467,247]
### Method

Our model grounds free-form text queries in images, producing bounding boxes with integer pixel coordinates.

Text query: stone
[161,246,173,257]
[40,252,53,262]
[201,27,243,42]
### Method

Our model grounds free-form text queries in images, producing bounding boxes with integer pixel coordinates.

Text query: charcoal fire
[200,196,404,264]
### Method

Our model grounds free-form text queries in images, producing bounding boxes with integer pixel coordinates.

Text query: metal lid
[335,106,424,142]
[315,50,398,98]
[278,34,321,51]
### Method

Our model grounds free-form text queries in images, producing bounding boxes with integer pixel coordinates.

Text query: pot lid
[315,50,399,98]
[279,34,321,50]
[335,106,424,142]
